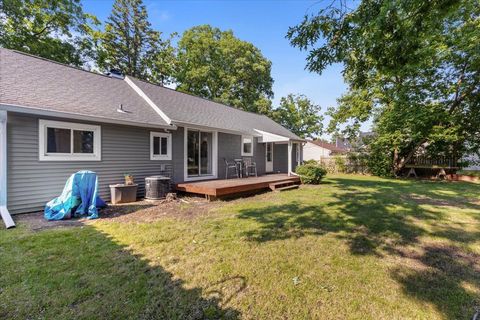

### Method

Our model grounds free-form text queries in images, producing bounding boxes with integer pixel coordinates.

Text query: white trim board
[254,129,290,143]
[124,76,173,126]
[0,103,176,130]
[0,111,14,228]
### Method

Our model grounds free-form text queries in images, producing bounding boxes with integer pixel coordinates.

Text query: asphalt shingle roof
[308,139,347,152]
[129,77,301,139]
[0,48,170,127]
[0,48,301,140]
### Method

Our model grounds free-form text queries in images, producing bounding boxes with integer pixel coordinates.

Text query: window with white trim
[39,120,101,161]
[241,135,253,156]
[150,132,172,160]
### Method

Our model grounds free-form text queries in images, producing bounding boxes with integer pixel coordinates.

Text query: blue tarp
[44,171,106,221]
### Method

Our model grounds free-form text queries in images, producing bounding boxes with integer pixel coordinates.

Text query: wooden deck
[175,174,301,198]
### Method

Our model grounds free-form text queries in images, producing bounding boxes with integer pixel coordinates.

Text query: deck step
[269,180,299,191]
[274,184,299,192]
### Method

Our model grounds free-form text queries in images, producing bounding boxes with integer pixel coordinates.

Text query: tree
[272,94,323,138]
[97,0,175,85]
[0,0,97,66]
[287,0,480,175]
[176,25,274,114]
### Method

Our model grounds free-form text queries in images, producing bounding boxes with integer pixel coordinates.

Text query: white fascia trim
[124,76,173,126]
[0,103,176,130]
[254,129,290,143]
[172,120,256,137]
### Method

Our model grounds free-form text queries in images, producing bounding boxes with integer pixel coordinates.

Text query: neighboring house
[336,132,373,150]
[0,49,303,214]
[303,140,347,160]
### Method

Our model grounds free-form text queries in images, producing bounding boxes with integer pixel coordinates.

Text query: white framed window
[150,132,172,160]
[241,135,253,156]
[39,119,101,161]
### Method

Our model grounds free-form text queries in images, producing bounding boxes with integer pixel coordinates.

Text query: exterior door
[265,142,273,172]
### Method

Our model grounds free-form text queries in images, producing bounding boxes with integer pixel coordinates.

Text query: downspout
[0,111,15,228]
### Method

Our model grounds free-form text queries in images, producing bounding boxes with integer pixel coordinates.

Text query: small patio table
[234,159,244,178]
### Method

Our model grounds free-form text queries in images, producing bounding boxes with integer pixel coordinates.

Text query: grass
[1,174,479,319]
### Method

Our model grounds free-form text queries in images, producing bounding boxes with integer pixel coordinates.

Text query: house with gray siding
[0,48,304,217]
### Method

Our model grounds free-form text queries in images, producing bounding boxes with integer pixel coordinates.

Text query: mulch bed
[14,195,220,231]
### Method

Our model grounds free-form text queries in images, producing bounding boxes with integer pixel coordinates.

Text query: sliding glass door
[187,129,214,177]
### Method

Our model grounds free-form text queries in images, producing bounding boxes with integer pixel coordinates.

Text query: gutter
[0,103,176,130]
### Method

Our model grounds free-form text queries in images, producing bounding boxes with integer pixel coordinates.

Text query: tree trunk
[393,140,427,176]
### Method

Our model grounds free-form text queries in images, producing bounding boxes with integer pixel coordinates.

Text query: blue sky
[82,0,360,137]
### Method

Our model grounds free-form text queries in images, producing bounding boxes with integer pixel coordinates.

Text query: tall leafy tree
[176,25,274,114]
[288,0,480,175]
[0,0,97,66]
[97,0,175,85]
[272,94,323,138]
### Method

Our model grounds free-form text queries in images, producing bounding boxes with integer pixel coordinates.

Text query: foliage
[295,163,327,184]
[176,25,274,114]
[346,152,369,174]
[272,94,323,138]
[96,0,176,85]
[333,155,346,173]
[0,0,98,66]
[288,0,480,175]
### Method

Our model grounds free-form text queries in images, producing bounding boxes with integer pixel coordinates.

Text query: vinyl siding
[6,113,290,214]
[7,113,176,214]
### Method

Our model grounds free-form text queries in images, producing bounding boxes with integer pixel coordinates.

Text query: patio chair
[243,158,257,177]
[224,158,239,179]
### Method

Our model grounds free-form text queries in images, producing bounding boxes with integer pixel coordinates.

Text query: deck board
[175,174,301,197]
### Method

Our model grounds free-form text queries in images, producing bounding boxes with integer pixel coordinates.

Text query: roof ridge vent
[107,69,124,79]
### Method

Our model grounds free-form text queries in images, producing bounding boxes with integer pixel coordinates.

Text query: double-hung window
[150,132,172,160]
[241,135,253,156]
[39,120,101,161]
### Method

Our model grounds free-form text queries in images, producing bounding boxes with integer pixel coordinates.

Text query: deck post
[0,110,14,229]
[288,140,293,176]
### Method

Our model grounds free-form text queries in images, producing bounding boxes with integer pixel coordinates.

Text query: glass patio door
[187,129,213,177]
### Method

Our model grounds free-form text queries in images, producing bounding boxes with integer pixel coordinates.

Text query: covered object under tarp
[44,171,106,220]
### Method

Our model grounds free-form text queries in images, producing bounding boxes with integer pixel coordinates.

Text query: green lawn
[1,175,479,319]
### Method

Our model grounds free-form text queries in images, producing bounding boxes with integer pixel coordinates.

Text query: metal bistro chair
[243,158,257,177]
[224,158,239,179]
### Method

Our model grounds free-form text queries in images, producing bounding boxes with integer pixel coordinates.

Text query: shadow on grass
[0,225,240,320]
[391,244,480,319]
[238,177,480,252]
[237,176,480,318]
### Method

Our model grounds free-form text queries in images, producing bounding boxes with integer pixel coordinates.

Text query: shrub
[295,163,327,184]
[333,155,347,173]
